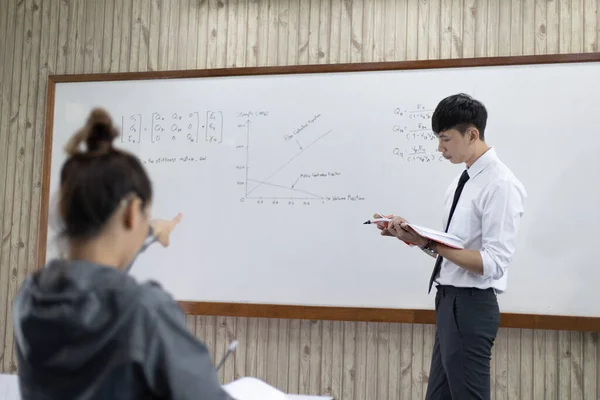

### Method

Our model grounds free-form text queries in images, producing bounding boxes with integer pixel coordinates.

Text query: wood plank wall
[0,0,598,398]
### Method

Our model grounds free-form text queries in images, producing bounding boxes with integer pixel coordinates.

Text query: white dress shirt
[434,147,527,293]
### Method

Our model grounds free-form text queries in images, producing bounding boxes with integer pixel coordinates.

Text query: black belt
[435,285,495,296]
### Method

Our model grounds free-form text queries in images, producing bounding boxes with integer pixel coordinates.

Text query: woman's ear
[123,196,143,231]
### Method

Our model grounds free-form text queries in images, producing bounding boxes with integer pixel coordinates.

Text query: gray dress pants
[425,285,500,400]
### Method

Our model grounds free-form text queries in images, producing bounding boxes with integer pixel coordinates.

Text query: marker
[365,213,414,247]
[216,340,239,371]
[363,212,392,225]
[363,217,391,224]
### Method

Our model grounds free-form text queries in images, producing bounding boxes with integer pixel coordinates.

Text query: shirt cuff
[480,250,495,279]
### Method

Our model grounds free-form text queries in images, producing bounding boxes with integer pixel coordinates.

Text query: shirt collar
[466,147,497,178]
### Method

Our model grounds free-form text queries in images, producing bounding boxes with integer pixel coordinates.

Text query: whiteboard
[42,55,600,324]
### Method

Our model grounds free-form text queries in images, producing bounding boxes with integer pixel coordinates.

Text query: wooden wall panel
[0,0,598,398]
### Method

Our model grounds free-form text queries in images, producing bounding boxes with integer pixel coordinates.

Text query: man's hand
[386,216,428,247]
[150,213,183,247]
[373,213,395,236]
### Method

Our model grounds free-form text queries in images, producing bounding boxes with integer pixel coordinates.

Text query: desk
[0,373,333,399]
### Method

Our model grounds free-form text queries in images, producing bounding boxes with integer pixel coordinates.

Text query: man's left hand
[387,218,428,247]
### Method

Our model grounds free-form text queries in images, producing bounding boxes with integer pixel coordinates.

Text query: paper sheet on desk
[223,377,287,400]
[223,377,333,400]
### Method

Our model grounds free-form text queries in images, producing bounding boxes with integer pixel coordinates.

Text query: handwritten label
[142,156,207,165]
[299,172,341,178]
[284,114,322,141]
[237,111,269,118]
[328,195,366,202]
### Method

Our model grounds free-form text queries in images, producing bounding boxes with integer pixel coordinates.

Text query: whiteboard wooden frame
[39,52,600,332]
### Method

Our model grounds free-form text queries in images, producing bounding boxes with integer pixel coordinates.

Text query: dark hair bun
[86,108,118,154]
[64,108,119,156]
[58,108,153,241]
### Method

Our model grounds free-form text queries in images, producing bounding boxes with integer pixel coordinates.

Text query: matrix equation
[120,111,224,144]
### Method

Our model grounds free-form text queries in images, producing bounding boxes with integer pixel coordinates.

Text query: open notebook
[405,223,464,249]
[366,216,464,250]
[223,377,333,400]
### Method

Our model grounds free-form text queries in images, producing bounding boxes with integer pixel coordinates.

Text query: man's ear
[470,128,479,142]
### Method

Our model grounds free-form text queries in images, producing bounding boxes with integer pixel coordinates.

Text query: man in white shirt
[379,93,527,400]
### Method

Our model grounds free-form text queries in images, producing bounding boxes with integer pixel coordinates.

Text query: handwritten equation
[391,103,444,164]
[393,104,434,120]
[392,145,444,163]
[392,122,437,141]
[120,110,224,144]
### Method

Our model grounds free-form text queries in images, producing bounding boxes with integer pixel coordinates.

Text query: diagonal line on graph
[246,129,333,196]
[247,179,323,199]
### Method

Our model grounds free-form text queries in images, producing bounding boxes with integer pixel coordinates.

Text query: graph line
[247,179,323,199]
[246,129,333,196]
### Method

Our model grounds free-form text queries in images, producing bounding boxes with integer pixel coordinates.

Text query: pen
[216,340,239,371]
[363,218,391,224]
[363,212,392,225]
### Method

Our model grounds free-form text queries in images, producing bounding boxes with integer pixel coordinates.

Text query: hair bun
[64,108,119,156]
[86,108,118,154]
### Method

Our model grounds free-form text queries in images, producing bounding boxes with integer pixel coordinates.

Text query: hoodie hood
[13,259,235,400]
[13,259,140,371]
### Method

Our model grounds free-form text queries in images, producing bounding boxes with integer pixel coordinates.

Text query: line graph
[242,119,333,201]
[246,129,333,197]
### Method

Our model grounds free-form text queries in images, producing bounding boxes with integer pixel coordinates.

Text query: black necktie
[428,169,470,293]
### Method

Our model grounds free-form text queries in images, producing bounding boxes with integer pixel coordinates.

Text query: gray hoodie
[12,259,232,400]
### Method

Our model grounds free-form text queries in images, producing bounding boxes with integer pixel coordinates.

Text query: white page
[0,374,20,400]
[223,377,287,400]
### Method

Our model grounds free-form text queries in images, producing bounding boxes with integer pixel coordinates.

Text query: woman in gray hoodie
[12,108,232,400]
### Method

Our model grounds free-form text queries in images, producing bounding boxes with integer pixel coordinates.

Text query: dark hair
[431,93,488,140]
[58,108,152,240]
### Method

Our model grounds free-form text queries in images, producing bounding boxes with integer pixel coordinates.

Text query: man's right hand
[376,214,408,237]
[373,213,405,236]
